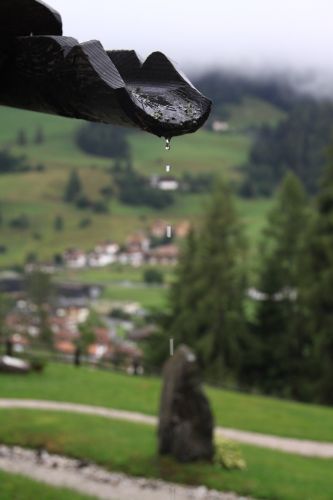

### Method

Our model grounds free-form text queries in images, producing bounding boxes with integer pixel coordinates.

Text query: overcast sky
[51,0,333,80]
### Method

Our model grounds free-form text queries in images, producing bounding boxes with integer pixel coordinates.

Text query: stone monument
[158,345,214,462]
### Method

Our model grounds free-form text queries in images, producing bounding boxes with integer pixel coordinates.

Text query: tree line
[241,98,333,196]
[146,152,333,406]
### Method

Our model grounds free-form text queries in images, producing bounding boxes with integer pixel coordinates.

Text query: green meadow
[1,363,333,442]
[1,364,333,500]
[0,103,273,268]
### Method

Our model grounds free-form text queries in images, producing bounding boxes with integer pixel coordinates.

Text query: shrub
[143,269,164,285]
[76,195,92,209]
[214,436,246,470]
[9,214,30,230]
[92,200,108,213]
[27,355,46,373]
[79,217,92,228]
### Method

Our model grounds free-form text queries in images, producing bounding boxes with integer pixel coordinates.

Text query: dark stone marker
[158,345,214,462]
[74,346,81,367]
[5,339,13,357]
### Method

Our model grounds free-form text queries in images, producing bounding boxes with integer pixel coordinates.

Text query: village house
[0,271,24,294]
[150,219,169,238]
[63,249,87,269]
[88,241,120,267]
[147,244,179,265]
[55,282,103,307]
[150,175,179,191]
[175,220,191,238]
[88,251,114,267]
[212,120,230,132]
[118,232,150,267]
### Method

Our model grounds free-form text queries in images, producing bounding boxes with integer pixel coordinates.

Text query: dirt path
[1,398,333,458]
[0,444,250,500]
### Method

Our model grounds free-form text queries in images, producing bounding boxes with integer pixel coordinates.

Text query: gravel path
[1,399,333,458]
[0,445,250,500]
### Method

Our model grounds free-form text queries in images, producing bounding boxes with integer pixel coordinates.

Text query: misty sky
[51,0,333,79]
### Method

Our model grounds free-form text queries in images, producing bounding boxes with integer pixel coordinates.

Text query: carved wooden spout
[0,0,211,137]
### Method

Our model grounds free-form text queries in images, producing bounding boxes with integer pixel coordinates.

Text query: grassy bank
[0,469,94,500]
[0,409,332,500]
[1,363,333,442]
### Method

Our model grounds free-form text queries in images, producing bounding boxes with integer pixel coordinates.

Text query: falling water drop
[165,138,171,151]
[165,164,171,173]
[166,225,172,238]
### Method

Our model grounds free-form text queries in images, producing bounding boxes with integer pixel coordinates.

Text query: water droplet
[165,138,171,151]
[166,225,172,238]
[165,164,171,173]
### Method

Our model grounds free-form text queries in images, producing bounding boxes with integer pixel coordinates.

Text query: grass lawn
[0,469,95,500]
[1,364,333,442]
[0,409,332,500]
[57,264,174,285]
[102,284,167,309]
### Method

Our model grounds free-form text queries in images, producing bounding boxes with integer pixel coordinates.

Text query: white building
[150,175,179,191]
[212,120,230,132]
[63,249,87,269]
[88,251,116,267]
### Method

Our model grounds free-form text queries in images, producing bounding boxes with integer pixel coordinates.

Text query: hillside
[0,98,281,267]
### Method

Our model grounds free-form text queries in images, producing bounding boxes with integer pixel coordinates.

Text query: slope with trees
[246,172,311,399]
[242,99,333,195]
[301,150,333,404]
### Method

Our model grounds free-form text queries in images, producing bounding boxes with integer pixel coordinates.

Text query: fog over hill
[48,0,333,100]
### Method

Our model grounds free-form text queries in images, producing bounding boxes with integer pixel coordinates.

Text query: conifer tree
[63,170,82,202]
[167,181,248,383]
[303,151,333,404]
[34,126,44,144]
[252,172,310,398]
[54,215,64,231]
[16,129,27,146]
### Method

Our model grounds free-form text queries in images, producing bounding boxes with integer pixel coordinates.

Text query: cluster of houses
[1,278,147,369]
[63,219,190,269]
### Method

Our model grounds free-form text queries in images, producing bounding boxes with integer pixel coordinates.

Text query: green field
[1,363,333,442]
[0,104,272,268]
[0,469,94,500]
[226,97,287,130]
[1,364,333,499]
[0,409,332,500]
[102,283,167,309]
[57,264,173,284]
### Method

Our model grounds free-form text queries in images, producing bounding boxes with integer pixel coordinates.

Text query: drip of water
[170,338,174,356]
[166,225,172,238]
[165,138,171,151]
[165,164,171,173]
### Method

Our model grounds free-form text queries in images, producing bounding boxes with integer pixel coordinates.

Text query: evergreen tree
[54,215,64,231]
[34,126,44,144]
[17,129,27,146]
[78,311,103,353]
[303,150,333,404]
[166,181,248,383]
[0,293,10,348]
[76,123,130,159]
[26,271,53,347]
[251,172,310,398]
[0,149,25,174]
[63,170,82,202]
